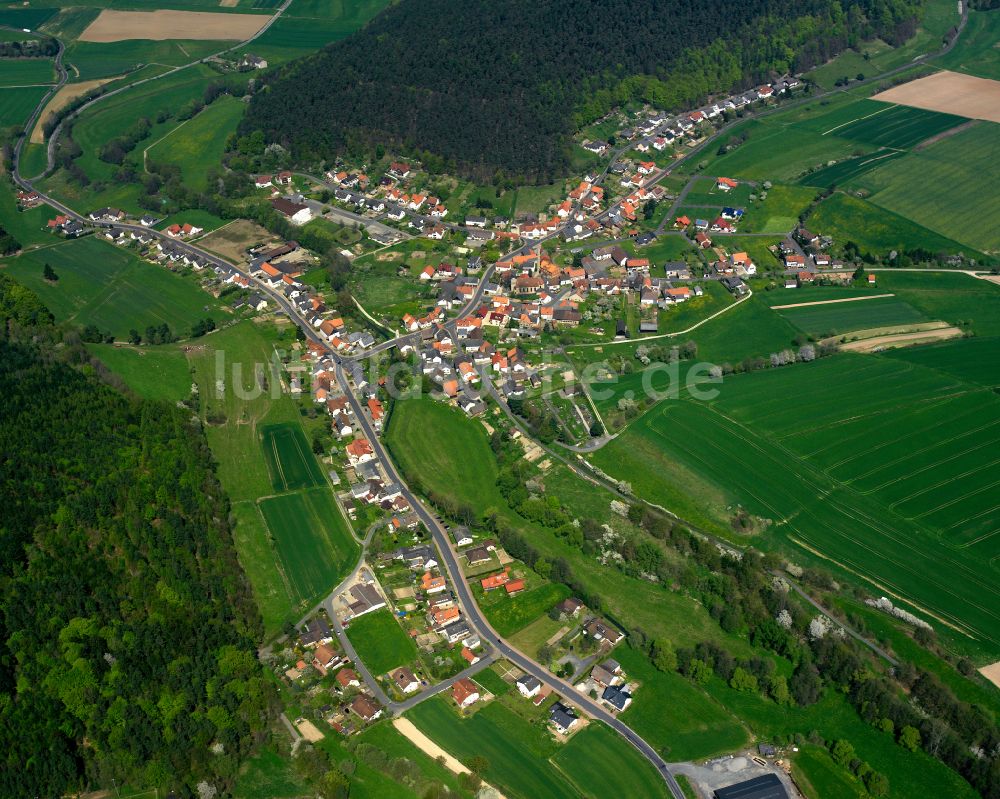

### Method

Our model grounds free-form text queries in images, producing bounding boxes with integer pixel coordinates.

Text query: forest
[0,275,275,798]
[243,0,923,181]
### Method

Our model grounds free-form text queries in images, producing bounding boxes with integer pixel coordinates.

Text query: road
[10,12,971,791]
[19,0,293,179]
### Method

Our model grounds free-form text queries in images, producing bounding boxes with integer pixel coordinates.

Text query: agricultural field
[251,0,391,63]
[260,422,326,491]
[593,354,1000,656]
[883,335,1000,388]
[614,645,748,761]
[0,58,55,87]
[774,295,926,336]
[77,9,268,42]
[407,697,667,799]
[0,236,225,338]
[873,70,1000,124]
[65,39,227,81]
[844,122,1000,253]
[345,609,419,675]
[552,724,670,799]
[874,270,1000,337]
[799,148,906,188]
[796,101,964,149]
[0,86,48,128]
[0,8,57,29]
[806,192,980,257]
[257,487,358,605]
[146,95,245,190]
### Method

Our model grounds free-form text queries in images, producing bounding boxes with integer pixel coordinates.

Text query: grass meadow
[89,342,193,400]
[385,398,501,510]
[806,192,980,256]
[0,236,224,338]
[935,8,1000,80]
[64,39,228,81]
[552,723,670,799]
[593,354,1000,656]
[0,178,54,247]
[614,644,748,761]
[345,609,419,675]
[875,270,1000,337]
[260,422,325,491]
[481,582,570,637]
[146,95,245,190]
[883,335,1000,388]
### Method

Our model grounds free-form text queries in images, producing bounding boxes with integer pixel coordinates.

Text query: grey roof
[516,674,541,692]
[714,774,788,799]
[549,701,577,729]
[601,684,631,710]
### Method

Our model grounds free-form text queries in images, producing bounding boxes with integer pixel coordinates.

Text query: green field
[0,178,53,248]
[481,582,570,637]
[0,58,55,87]
[806,192,979,256]
[89,342,193,400]
[0,85,48,128]
[614,645,747,761]
[345,609,419,675]
[252,0,390,61]
[799,148,907,188]
[385,398,500,510]
[792,745,864,799]
[935,8,1000,80]
[65,39,228,81]
[845,123,1000,253]
[0,236,225,338]
[258,487,359,604]
[775,296,926,335]
[883,335,1000,388]
[260,422,326,491]
[593,354,1000,656]
[875,270,1000,337]
[0,7,56,28]
[407,697,666,799]
[800,101,964,149]
[146,95,245,190]
[552,723,670,799]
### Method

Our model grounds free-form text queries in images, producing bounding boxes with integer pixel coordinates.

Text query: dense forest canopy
[0,275,274,798]
[244,0,922,181]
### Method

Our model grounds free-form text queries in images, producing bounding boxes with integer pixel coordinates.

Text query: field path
[771,293,895,310]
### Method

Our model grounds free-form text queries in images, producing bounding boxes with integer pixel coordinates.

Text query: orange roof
[481,571,510,590]
[675,215,691,226]
[732,251,749,264]
[461,647,478,663]
[442,379,458,397]
[505,579,525,594]
[718,177,738,187]
[261,262,281,277]
[432,607,460,625]
[452,677,479,705]
[346,438,372,457]
[666,287,691,297]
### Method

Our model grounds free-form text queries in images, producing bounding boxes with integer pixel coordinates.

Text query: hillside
[244,0,922,180]
[0,276,273,798]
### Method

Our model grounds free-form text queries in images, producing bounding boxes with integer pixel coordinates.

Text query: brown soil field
[980,661,1000,691]
[30,76,121,143]
[79,9,267,42]
[197,219,274,263]
[873,70,1000,124]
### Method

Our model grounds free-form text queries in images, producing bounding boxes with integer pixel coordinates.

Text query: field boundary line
[821,103,894,135]
[771,293,895,310]
[143,114,196,173]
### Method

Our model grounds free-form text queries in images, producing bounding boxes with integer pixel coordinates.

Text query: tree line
[242,0,922,181]
[0,275,277,798]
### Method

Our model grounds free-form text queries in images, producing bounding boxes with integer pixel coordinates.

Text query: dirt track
[79,9,267,42]
[771,294,894,310]
[980,662,1000,690]
[838,326,962,351]
[873,70,1000,125]
[392,718,470,774]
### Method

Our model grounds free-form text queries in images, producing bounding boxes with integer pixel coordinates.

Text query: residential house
[584,618,625,645]
[549,702,579,734]
[271,197,313,225]
[452,678,480,708]
[392,668,420,694]
[516,674,542,698]
[336,669,361,690]
[602,684,633,711]
[350,694,382,722]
